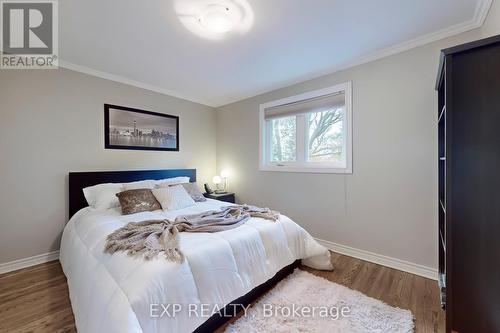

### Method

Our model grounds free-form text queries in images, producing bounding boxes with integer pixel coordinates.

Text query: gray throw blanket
[104,204,280,263]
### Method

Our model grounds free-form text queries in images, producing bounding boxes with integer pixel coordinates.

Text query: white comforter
[60,199,332,333]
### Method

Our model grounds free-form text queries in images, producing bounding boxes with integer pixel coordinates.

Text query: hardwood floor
[0,261,76,333]
[301,253,445,333]
[0,253,444,333]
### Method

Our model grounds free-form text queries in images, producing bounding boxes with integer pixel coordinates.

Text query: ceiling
[59,0,491,107]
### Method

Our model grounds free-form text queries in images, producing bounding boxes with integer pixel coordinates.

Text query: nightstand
[203,192,235,203]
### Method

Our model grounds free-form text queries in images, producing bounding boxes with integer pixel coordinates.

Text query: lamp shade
[220,169,230,178]
[212,175,222,184]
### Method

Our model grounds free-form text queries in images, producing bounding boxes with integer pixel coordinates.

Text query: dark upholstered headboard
[68,169,196,218]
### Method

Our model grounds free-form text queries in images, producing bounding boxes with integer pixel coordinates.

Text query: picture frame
[104,104,179,151]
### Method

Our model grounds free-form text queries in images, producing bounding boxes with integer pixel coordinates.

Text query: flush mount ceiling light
[197,4,241,34]
[175,0,253,40]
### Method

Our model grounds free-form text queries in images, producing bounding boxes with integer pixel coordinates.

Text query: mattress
[59,199,332,333]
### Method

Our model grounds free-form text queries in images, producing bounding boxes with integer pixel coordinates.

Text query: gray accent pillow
[116,189,161,215]
[182,183,207,202]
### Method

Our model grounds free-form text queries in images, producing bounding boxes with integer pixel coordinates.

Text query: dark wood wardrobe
[436,34,500,333]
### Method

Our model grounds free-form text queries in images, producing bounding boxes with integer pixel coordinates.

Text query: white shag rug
[224,269,414,333]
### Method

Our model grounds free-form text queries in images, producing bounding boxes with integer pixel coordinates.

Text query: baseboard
[315,238,438,281]
[0,251,60,275]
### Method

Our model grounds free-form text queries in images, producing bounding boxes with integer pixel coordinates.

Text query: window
[259,82,352,173]
[270,116,296,162]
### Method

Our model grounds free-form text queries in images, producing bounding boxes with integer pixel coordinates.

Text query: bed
[60,169,332,333]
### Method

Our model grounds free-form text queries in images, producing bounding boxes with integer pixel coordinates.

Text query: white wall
[216,3,500,270]
[0,69,216,263]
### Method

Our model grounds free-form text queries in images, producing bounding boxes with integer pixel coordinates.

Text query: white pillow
[123,179,156,190]
[152,185,195,211]
[83,183,123,210]
[155,176,190,187]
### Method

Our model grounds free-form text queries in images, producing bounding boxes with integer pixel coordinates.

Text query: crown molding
[58,61,217,108]
[58,0,492,108]
[475,0,494,25]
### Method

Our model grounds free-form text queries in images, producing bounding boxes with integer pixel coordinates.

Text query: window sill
[259,165,352,174]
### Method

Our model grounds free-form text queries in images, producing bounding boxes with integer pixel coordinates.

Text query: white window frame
[259,81,352,174]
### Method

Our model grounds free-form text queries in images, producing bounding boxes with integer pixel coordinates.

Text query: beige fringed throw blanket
[104,205,280,263]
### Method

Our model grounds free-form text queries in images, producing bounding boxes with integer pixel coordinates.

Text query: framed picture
[104,104,179,151]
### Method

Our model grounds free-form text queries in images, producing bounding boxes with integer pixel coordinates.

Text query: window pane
[269,116,296,162]
[307,108,344,163]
